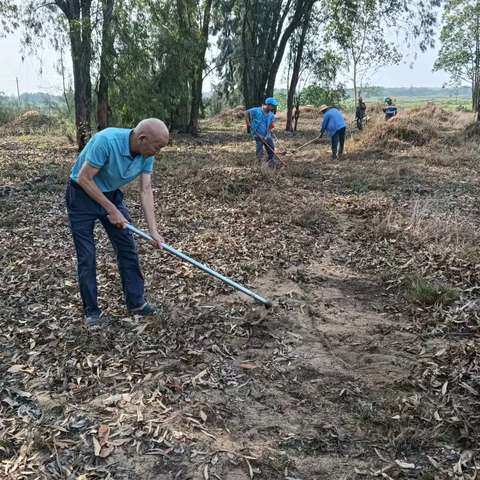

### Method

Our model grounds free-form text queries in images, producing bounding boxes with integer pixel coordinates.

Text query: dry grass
[293,205,333,233]
[374,197,480,254]
[358,114,438,150]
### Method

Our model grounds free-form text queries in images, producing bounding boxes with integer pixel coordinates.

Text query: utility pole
[16,77,21,110]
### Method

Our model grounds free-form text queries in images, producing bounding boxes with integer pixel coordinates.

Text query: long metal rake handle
[295,135,321,152]
[256,134,285,165]
[126,224,272,309]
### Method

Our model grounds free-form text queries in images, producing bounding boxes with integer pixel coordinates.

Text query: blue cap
[265,97,278,106]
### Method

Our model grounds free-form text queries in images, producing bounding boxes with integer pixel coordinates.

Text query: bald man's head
[132,118,169,157]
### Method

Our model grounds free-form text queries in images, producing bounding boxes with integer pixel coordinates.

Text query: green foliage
[358,86,471,99]
[109,0,210,129]
[0,0,18,36]
[214,0,317,107]
[434,0,480,109]
[326,0,402,103]
[300,85,347,108]
[0,92,70,126]
[434,0,479,83]
[0,99,17,126]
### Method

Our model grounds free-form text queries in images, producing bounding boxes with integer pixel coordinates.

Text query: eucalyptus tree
[434,0,480,115]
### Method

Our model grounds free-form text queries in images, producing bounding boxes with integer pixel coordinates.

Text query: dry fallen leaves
[1,110,480,478]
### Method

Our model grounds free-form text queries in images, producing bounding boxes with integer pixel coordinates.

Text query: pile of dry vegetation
[0,111,57,135]
[215,105,245,122]
[355,103,453,150]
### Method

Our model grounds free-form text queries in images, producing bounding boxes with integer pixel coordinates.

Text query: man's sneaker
[85,313,111,328]
[129,302,157,316]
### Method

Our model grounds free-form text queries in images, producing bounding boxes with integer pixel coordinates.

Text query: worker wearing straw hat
[319,104,347,161]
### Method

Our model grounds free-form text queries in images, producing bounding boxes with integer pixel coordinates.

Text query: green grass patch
[350,178,370,194]
[405,276,460,306]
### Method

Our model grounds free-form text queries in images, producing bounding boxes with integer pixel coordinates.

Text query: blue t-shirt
[384,106,398,116]
[247,106,275,138]
[70,128,155,192]
[321,108,347,137]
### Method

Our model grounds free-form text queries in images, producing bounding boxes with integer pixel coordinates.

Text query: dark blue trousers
[255,136,275,161]
[331,127,346,159]
[66,182,145,316]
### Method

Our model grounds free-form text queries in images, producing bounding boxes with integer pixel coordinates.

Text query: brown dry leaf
[98,446,114,458]
[239,362,257,370]
[98,424,110,446]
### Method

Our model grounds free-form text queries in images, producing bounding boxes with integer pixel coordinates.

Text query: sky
[0,31,66,96]
[0,29,452,97]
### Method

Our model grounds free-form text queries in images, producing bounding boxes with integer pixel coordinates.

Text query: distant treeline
[0,92,68,125]
[0,92,66,109]
[354,86,471,98]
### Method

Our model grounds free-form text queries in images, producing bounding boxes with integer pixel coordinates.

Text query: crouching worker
[245,97,279,168]
[383,97,398,120]
[319,104,347,161]
[66,119,169,327]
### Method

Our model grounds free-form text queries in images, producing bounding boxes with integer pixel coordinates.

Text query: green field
[353,95,472,112]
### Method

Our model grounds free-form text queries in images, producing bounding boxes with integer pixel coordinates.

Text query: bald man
[66,119,169,326]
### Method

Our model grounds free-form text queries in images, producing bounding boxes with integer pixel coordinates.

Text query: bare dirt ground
[1,106,480,479]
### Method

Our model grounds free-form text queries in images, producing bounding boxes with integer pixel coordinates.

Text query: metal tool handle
[255,134,285,165]
[126,224,272,308]
[296,135,321,152]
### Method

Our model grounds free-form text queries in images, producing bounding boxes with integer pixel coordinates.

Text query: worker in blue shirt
[319,104,347,160]
[67,118,169,327]
[383,97,398,120]
[244,97,279,168]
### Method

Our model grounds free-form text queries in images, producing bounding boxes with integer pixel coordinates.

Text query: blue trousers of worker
[255,136,275,160]
[255,135,278,168]
[331,127,346,159]
[66,181,145,317]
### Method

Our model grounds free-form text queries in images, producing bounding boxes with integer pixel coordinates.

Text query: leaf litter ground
[1,108,480,479]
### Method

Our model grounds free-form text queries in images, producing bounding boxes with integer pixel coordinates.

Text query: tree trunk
[475,5,480,120]
[60,47,71,115]
[286,11,310,131]
[188,0,213,135]
[240,0,299,108]
[241,0,263,107]
[293,95,300,131]
[59,0,93,151]
[265,0,315,97]
[97,0,115,131]
[353,59,358,108]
